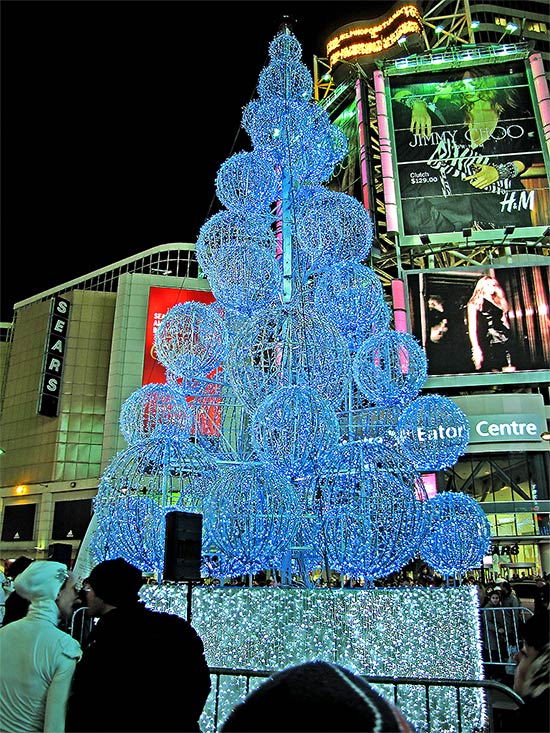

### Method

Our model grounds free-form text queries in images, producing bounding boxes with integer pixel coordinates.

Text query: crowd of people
[0,556,548,733]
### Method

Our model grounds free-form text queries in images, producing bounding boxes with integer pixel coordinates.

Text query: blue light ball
[225,302,352,414]
[420,492,492,577]
[318,443,427,581]
[119,383,193,444]
[98,438,218,512]
[196,209,276,280]
[353,330,427,407]
[397,395,470,471]
[202,463,300,575]
[154,301,228,381]
[295,190,374,272]
[215,151,280,215]
[251,385,340,480]
[314,261,388,352]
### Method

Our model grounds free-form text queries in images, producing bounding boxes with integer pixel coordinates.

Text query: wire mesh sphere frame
[420,492,492,577]
[91,495,171,576]
[202,463,300,576]
[397,395,470,471]
[98,438,219,512]
[196,209,276,281]
[295,190,374,272]
[154,301,228,381]
[268,30,302,62]
[317,442,427,581]
[251,385,340,480]
[206,242,281,317]
[119,383,194,445]
[215,151,280,215]
[314,261,388,352]
[242,98,346,186]
[353,330,428,408]
[258,57,313,101]
[225,302,352,415]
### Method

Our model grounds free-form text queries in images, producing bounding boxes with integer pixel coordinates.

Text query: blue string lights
[202,463,300,576]
[353,330,428,407]
[397,395,470,471]
[251,385,340,480]
[153,301,228,381]
[314,261,390,352]
[91,27,481,584]
[420,492,492,577]
[119,383,194,444]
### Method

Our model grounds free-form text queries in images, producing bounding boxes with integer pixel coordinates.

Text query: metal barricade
[206,667,524,733]
[69,605,95,647]
[479,606,533,667]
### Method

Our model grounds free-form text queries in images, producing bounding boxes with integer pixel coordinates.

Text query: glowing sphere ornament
[206,242,281,317]
[295,189,374,272]
[268,29,302,61]
[353,330,427,407]
[242,98,347,185]
[318,443,427,581]
[314,261,389,352]
[119,383,193,444]
[196,209,276,281]
[397,395,470,471]
[97,438,218,512]
[202,463,300,575]
[154,301,227,381]
[258,58,313,101]
[226,302,352,414]
[91,496,170,575]
[420,492,492,577]
[251,385,340,480]
[215,151,280,214]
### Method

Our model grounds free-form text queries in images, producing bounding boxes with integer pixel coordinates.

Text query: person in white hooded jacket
[0,561,82,733]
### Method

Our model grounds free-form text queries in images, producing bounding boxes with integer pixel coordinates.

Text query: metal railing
[479,606,533,667]
[206,667,523,733]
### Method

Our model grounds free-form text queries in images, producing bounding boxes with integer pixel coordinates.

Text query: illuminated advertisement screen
[142,286,219,436]
[387,59,550,243]
[142,286,215,384]
[406,264,550,376]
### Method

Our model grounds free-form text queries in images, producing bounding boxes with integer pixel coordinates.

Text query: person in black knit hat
[221,660,416,732]
[66,558,211,733]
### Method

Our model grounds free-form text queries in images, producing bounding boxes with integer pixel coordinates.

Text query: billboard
[142,286,215,385]
[142,286,219,436]
[386,58,550,244]
[406,264,550,376]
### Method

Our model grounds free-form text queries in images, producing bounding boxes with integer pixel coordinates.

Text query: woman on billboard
[396,64,540,234]
[466,274,517,372]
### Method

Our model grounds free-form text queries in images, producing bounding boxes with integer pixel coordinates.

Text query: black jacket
[66,602,211,732]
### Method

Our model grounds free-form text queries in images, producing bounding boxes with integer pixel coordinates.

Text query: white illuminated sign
[471,414,542,442]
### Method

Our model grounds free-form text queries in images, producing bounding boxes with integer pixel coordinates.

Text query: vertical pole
[187,581,193,623]
[282,166,293,304]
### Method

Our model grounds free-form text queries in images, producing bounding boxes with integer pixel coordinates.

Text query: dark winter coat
[66,602,211,732]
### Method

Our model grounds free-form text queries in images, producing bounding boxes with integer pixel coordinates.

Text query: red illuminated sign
[142,286,215,385]
[142,286,220,437]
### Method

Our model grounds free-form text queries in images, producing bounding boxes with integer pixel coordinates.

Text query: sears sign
[37,295,71,417]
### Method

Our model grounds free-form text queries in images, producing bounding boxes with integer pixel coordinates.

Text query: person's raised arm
[467,302,483,370]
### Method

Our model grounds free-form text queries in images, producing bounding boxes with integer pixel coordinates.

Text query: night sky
[1,0,397,321]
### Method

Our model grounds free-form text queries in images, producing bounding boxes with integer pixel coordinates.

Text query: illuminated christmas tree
[91,26,490,585]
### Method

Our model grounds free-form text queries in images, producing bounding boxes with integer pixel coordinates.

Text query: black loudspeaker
[164,512,202,582]
[48,543,73,567]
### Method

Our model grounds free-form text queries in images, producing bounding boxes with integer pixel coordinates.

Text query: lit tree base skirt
[142,585,486,733]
